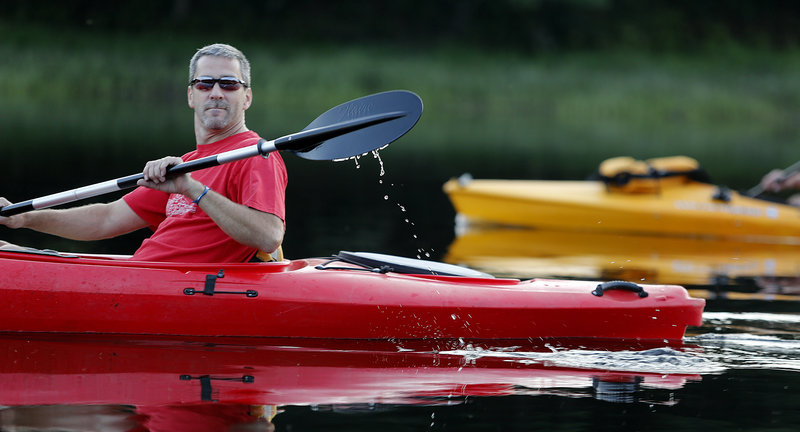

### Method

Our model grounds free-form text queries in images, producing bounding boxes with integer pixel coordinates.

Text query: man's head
[189,43,251,87]
[188,44,253,135]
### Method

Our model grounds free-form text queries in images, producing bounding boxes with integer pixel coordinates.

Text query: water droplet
[372,150,385,176]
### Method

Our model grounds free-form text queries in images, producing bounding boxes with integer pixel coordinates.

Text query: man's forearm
[10,200,145,241]
[15,205,115,241]
[192,187,284,253]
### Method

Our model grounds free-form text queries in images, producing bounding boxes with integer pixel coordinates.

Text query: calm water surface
[0,313,798,431]
[2,146,800,431]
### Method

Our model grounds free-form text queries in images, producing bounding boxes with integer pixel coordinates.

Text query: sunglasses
[190,76,248,91]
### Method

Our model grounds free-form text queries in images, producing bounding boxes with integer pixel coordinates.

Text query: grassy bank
[3,23,800,187]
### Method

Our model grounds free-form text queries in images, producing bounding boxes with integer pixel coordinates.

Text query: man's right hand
[0,197,24,250]
[0,197,23,229]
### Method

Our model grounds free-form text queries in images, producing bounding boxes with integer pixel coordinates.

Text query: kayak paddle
[1,90,422,217]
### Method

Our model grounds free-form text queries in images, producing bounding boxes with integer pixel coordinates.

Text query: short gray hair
[188,43,251,87]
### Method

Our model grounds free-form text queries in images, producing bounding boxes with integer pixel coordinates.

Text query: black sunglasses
[190,76,248,91]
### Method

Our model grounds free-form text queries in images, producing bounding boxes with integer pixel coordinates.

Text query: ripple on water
[689,332,800,372]
[439,345,726,375]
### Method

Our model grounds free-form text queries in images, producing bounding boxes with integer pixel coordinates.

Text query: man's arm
[0,198,148,241]
[186,182,285,253]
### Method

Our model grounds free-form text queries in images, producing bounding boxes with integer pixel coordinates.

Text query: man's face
[188,56,252,131]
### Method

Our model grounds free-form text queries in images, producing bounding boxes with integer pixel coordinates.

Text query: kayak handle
[182,269,259,297]
[592,281,649,298]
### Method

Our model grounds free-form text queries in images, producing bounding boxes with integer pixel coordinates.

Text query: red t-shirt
[123,131,287,263]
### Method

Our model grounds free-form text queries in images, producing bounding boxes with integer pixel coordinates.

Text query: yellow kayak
[444,157,800,243]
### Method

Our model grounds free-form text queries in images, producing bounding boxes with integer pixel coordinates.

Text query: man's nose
[209,83,225,97]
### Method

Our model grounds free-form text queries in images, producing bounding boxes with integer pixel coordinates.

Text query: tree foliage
[4,0,800,53]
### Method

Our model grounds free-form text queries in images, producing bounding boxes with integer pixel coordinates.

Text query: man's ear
[243,87,252,110]
[187,86,195,109]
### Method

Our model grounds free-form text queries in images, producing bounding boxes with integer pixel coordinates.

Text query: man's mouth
[204,102,229,112]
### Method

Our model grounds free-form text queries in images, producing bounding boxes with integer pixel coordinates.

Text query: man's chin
[202,118,229,130]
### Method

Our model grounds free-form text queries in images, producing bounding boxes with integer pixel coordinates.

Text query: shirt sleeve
[238,153,288,222]
[122,186,170,231]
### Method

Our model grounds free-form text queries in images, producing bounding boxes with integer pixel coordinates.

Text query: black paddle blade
[291,90,423,160]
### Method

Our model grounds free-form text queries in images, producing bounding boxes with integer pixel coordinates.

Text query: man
[0,44,287,262]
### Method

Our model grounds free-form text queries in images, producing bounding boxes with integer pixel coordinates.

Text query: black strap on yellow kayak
[596,156,711,193]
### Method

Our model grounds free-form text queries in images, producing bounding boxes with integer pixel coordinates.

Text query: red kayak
[0,249,704,341]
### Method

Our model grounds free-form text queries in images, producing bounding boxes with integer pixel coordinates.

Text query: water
[0,315,798,430]
[3,144,800,430]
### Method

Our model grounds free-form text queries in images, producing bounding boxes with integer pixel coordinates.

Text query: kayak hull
[443,178,800,242]
[0,250,704,341]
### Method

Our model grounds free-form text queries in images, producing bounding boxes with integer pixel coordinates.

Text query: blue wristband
[192,185,211,204]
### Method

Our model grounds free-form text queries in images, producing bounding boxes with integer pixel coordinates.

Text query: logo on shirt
[166,194,196,217]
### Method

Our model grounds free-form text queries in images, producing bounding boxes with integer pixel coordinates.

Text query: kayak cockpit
[316,251,494,277]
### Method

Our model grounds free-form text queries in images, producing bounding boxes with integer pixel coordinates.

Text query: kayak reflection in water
[0,403,278,432]
[0,43,287,263]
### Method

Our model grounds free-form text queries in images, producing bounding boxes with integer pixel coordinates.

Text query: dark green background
[4,0,800,258]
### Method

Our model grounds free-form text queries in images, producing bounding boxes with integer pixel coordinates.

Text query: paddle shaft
[1,111,404,217]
